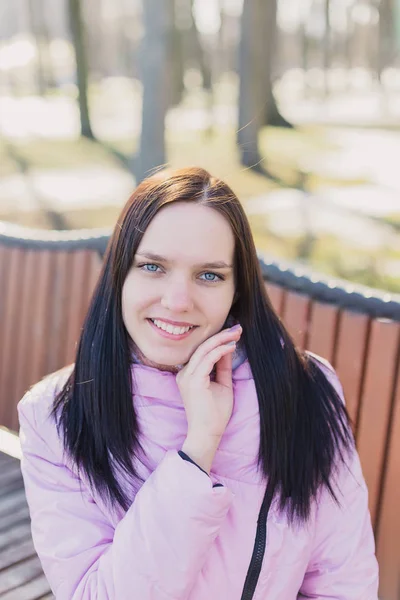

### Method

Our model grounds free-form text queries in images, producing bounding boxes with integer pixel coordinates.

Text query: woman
[18,167,379,600]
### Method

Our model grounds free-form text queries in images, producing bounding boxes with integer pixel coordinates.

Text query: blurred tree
[264,78,293,128]
[68,0,95,139]
[378,0,396,78]
[168,0,186,108]
[168,0,212,108]
[322,0,331,98]
[238,0,281,170]
[136,0,174,182]
[189,0,212,92]
[27,0,49,95]
[262,1,293,129]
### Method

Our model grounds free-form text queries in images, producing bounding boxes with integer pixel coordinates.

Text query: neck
[130,343,183,373]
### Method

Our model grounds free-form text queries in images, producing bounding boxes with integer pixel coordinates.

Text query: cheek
[203,284,235,322]
[122,277,158,321]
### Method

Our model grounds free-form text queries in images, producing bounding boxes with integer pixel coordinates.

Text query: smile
[148,318,196,337]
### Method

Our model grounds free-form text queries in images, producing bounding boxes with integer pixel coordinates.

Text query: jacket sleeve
[298,357,379,599]
[18,393,233,600]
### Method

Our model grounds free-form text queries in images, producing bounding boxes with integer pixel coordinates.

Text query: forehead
[137,202,235,261]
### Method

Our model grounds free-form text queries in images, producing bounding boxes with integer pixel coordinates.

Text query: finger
[195,343,236,381]
[215,349,233,389]
[186,327,242,374]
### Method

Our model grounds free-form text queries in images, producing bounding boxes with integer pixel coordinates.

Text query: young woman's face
[122,202,236,369]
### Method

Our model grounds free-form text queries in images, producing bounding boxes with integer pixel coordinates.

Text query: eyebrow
[135,251,233,270]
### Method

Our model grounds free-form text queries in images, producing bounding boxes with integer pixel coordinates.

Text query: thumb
[215,348,233,388]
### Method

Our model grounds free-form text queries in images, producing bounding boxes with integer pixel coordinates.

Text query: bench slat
[0,573,51,600]
[265,282,285,316]
[46,251,73,376]
[0,249,101,433]
[306,302,338,364]
[333,310,370,429]
[376,364,400,600]
[281,290,310,349]
[0,555,45,596]
[12,250,41,429]
[356,319,400,527]
[0,249,26,428]
[64,250,101,366]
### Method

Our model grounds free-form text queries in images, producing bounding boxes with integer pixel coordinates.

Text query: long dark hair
[52,166,353,522]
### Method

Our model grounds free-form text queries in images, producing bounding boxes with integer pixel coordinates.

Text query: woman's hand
[178,325,242,473]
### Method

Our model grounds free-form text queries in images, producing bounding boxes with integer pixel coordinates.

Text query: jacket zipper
[240,488,274,600]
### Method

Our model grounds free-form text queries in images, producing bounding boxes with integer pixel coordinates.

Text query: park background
[1,0,400,293]
[0,1,400,599]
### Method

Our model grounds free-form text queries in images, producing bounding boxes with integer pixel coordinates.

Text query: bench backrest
[1,224,399,600]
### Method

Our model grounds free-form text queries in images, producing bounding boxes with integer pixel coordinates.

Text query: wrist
[181,433,221,475]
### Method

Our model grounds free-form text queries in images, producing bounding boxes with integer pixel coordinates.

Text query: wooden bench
[0,221,399,600]
[0,431,54,599]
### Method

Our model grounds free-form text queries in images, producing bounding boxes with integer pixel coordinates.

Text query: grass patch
[0,120,398,294]
[0,137,121,172]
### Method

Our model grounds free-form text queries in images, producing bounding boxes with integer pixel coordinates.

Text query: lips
[147,319,196,341]
[149,318,197,327]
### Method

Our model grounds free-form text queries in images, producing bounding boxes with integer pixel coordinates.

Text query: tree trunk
[322,0,331,98]
[265,81,293,128]
[189,0,212,91]
[167,0,186,108]
[238,0,277,168]
[378,0,396,79]
[262,0,293,129]
[68,0,95,139]
[136,0,173,182]
[27,0,47,96]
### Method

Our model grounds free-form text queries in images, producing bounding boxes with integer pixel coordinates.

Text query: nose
[160,277,194,313]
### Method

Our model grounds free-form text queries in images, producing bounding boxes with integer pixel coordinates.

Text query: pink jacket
[18,356,379,600]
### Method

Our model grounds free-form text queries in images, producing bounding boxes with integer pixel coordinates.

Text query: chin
[144,350,188,368]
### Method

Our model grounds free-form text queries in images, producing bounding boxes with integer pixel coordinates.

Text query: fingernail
[230,324,242,331]
[227,341,236,346]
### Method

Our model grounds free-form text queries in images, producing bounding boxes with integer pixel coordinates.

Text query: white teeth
[151,319,193,335]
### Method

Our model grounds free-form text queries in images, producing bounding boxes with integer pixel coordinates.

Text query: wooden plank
[0,520,32,552]
[265,282,285,316]
[281,290,310,349]
[45,252,73,376]
[83,251,102,317]
[0,537,36,571]
[0,451,53,598]
[333,310,370,429]
[0,573,51,600]
[26,250,55,393]
[11,251,43,430]
[0,556,44,595]
[0,465,22,497]
[0,460,21,478]
[0,488,28,518]
[0,247,12,394]
[0,248,26,430]
[0,504,30,532]
[306,302,339,364]
[0,452,17,466]
[356,319,400,527]
[0,477,25,501]
[64,250,92,367]
[376,363,400,600]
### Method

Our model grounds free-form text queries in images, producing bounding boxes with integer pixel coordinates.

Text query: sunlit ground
[0,427,22,460]
[0,65,399,293]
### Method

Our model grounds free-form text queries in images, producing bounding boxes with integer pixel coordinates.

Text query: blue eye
[142,263,160,272]
[200,272,222,282]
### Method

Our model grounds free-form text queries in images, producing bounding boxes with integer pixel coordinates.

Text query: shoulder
[305,351,344,401]
[18,364,74,432]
